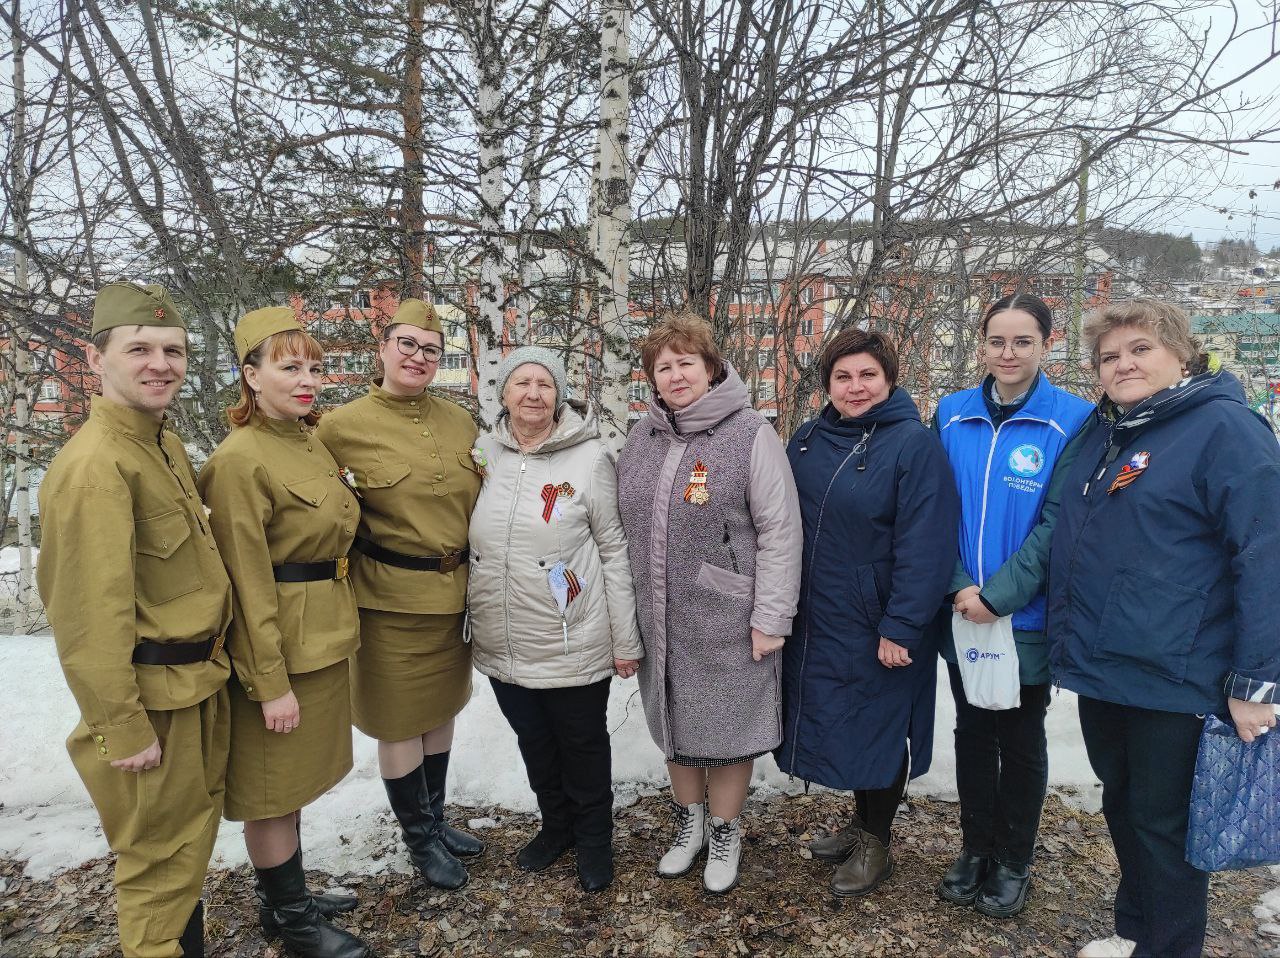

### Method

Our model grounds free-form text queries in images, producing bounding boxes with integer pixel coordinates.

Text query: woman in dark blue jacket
[932,294,1092,919]
[1049,299,1280,958]
[777,329,959,898]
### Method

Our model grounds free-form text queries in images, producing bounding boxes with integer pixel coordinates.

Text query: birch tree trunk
[468,0,508,426]
[9,0,36,631]
[590,0,633,447]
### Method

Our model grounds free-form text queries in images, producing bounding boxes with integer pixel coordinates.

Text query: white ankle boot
[1077,936,1136,957]
[702,815,742,894]
[657,801,707,877]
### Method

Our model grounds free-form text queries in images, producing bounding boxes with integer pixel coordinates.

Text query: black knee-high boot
[178,900,203,957]
[255,849,370,958]
[421,750,485,857]
[383,763,468,889]
[257,819,358,937]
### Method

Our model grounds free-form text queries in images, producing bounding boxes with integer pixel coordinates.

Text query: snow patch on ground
[0,546,38,575]
[1,633,1104,881]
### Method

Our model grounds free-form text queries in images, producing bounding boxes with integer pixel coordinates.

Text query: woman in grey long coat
[617,311,802,895]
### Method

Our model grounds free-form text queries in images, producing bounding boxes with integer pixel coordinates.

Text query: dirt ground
[1,792,1274,957]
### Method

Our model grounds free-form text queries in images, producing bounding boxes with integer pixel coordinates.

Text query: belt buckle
[438,551,461,574]
[335,556,350,579]
[208,634,226,660]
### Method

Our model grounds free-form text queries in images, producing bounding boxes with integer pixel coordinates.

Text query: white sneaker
[1077,936,1137,957]
[702,815,742,894]
[657,801,707,878]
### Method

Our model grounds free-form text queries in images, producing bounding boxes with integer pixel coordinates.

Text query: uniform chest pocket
[364,460,411,491]
[134,510,202,607]
[283,477,330,508]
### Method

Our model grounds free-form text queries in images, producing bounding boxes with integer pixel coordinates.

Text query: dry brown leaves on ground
[1,793,1273,957]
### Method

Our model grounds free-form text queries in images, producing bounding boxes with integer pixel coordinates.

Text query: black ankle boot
[936,850,990,906]
[576,844,614,893]
[422,750,485,858]
[255,850,370,958]
[384,764,468,890]
[516,827,574,872]
[974,860,1031,918]
[178,900,203,957]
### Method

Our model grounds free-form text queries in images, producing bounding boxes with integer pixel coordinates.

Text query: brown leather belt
[132,635,225,665]
[352,536,468,573]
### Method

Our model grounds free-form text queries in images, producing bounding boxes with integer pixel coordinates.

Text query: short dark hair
[981,293,1053,339]
[90,328,112,351]
[819,328,899,392]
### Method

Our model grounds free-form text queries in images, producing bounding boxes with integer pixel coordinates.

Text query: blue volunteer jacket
[936,373,1092,634]
[1047,370,1280,714]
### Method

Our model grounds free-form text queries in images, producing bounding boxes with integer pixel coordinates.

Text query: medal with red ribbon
[541,481,576,522]
[683,459,711,506]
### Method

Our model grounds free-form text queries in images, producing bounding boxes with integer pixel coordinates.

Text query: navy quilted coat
[775,390,960,790]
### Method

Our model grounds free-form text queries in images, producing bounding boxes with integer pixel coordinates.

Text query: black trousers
[947,664,1050,867]
[855,752,909,846]
[1078,696,1208,958]
[490,676,613,850]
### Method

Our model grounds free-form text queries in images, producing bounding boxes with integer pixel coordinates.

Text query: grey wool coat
[617,365,803,761]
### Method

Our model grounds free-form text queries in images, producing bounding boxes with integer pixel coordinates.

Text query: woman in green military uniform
[198,308,369,958]
[317,298,483,891]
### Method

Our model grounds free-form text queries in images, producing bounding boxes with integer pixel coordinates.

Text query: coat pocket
[1093,567,1208,684]
[855,564,885,627]
[134,510,201,606]
[695,561,754,600]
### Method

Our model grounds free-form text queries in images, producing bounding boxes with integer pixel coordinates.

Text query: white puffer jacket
[467,400,643,688]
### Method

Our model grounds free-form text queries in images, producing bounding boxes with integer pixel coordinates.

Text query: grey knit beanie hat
[496,346,568,408]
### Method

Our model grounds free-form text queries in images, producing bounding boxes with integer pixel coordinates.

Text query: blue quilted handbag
[1185,713,1280,872]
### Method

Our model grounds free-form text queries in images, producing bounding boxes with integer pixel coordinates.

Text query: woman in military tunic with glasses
[199,308,369,958]
[317,298,485,892]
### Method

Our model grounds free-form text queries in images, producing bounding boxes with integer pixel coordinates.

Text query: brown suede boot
[830,829,893,897]
[808,814,866,863]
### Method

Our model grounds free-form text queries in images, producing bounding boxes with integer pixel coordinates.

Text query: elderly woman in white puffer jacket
[467,346,643,894]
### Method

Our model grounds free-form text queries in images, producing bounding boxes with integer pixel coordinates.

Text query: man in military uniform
[36,282,233,958]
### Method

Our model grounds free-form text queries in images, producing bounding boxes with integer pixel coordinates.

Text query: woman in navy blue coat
[776,329,959,898]
[1049,300,1280,958]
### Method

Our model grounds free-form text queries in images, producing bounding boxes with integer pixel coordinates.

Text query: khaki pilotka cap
[91,282,185,335]
[234,307,303,364]
[388,298,443,334]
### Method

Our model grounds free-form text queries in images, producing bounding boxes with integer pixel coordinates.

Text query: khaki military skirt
[225,659,353,821]
[352,609,472,741]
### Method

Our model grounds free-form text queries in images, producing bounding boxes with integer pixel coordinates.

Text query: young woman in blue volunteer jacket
[1049,299,1280,958]
[777,329,959,898]
[931,294,1092,919]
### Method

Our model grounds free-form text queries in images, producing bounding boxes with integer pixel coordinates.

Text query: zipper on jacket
[501,453,527,678]
[974,419,1005,587]
[787,445,861,775]
[723,521,741,575]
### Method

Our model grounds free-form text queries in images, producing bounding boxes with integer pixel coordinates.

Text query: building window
[628,380,651,403]
[441,352,470,370]
[39,378,61,401]
[798,318,814,336]
[352,290,371,309]
[345,352,373,374]
[757,349,771,371]
[796,351,813,368]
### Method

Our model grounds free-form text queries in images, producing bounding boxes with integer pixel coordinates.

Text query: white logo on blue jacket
[1008,443,1045,477]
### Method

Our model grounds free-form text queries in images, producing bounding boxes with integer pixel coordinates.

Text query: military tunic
[37,395,232,958]
[198,413,360,820]
[316,383,481,739]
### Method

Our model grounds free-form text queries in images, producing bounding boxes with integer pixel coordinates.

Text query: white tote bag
[951,612,1020,710]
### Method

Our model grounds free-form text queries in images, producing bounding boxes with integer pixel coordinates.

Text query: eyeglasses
[983,337,1042,358]
[389,336,444,364]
